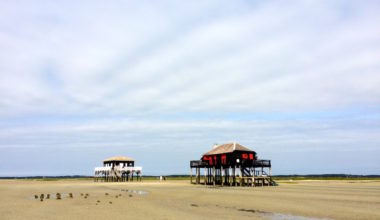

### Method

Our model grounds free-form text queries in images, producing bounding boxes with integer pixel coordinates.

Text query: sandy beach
[0,179,379,220]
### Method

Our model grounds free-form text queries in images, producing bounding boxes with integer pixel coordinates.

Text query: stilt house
[190,143,274,186]
[94,156,142,182]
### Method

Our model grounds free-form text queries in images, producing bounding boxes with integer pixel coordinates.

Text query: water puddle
[238,209,328,220]
[264,212,328,220]
[121,189,149,195]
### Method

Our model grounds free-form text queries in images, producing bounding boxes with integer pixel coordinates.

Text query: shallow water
[264,212,328,220]
[237,208,328,220]
[121,189,149,195]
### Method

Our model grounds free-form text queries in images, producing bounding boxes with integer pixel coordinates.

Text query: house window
[221,155,226,164]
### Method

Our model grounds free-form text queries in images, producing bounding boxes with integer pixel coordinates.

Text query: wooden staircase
[111,168,122,182]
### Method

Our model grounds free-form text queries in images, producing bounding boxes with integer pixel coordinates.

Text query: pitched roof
[103,156,135,162]
[203,142,255,156]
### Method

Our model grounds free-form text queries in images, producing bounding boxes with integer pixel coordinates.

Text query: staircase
[261,171,276,186]
[238,168,276,186]
[112,168,122,182]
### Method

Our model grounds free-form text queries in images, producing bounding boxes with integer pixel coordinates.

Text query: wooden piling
[190,168,192,184]
[204,168,206,185]
[221,166,224,186]
[229,166,233,186]
[233,166,237,186]
[213,167,216,186]
[239,165,242,186]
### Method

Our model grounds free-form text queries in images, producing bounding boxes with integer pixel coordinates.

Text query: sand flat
[0,179,379,220]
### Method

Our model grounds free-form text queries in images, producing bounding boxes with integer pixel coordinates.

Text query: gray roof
[103,156,135,162]
[203,142,255,156]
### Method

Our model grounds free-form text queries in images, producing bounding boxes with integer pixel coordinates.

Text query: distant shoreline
[1,174,380,180]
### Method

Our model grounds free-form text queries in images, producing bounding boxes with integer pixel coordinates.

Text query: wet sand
[0,179,379,219]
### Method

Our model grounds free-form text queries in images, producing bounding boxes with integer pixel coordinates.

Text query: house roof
[103,156,135,163]
[203,142,255,156]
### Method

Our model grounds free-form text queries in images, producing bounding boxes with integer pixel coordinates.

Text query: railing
[190,160,270,167]
[190,160,208,167]
[254,169,270,177]
[94,167,112,172]
[119,166,142,172]
[94,166,142,173]
[253,160,271,167]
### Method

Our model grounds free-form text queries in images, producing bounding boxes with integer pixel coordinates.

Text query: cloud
[0,113,379,175]
[1,0,379,116]
[0,0,379,175]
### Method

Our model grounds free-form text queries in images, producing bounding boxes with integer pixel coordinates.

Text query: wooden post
[229,166,232,186]
[198,168,201,184]
[199,168,201,184]
[252,167,255,187]
[233,166,236,186]
[213,167,216,186]
[209,168,211,184]
[207,168,209,184]
[239,166,242,186]
[197,168,200,184]
[190,168,192,184]
[204,168,206,185]
[221,166,224,186]
[195,168,197,184]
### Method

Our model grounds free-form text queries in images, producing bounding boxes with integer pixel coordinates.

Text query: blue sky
[0,0,379,176]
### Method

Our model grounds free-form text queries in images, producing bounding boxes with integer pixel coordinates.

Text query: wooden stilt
[190,168,192,184]
[239,165,242,186]
[221,166,224,186]
[199,168,201,184]
[204,168,206,185]
[195,168,198,185]
[234,166,237,186]
[213,167,216,186]
[229,166,232,186]
[252,167,255,187]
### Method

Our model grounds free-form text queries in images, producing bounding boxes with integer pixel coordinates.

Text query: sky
[0,0,379,176]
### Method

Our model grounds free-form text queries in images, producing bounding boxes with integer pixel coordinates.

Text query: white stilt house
[94,156,142,182]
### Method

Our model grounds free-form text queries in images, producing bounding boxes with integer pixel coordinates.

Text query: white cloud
[0,0,379,175]
[0,0,379,115]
